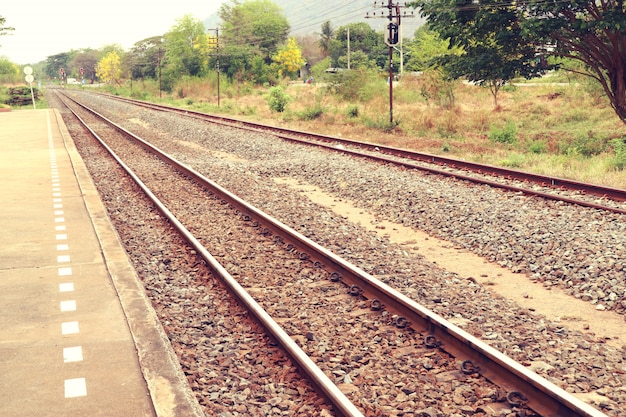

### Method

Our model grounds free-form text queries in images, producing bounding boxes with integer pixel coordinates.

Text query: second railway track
[50,89,625,416]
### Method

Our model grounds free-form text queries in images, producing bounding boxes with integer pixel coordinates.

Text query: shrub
[326,69,381,102]
[528,140,547,154]
[499,153,526,168]
[362,114,400,132]
[265,86,291,113]
[297,104,324,120]
[489,120,517,144]
[560,131,607,157]
[346,105,359,118]
[419,69,456,108]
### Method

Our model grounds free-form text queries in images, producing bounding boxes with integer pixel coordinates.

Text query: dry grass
[142,75,626,189]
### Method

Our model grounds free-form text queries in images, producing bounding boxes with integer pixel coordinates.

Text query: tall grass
[101,72,626,188]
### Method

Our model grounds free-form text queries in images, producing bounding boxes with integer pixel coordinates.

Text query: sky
[0,1,226,65]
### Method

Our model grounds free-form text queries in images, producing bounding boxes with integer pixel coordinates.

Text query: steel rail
[94,92,626,207]
[57,92,365,417]
[61,93,608,417]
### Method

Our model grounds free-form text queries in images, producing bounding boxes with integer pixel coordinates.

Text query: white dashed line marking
[61,321,79,335]
[60,300,77,312]
[64,378,87,398]
[48,112,88,402]
[58,267,72,276]
[63,346,83,363]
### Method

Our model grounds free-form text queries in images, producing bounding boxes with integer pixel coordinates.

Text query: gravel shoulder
[273,177,626,348]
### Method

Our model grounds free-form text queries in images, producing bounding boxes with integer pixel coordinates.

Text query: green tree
[413,0,626,123]
[405,25,460,72]
[164,15,207,77]
[317,21,334,57]
[45,52,72,80]
[0,15,14,46]
[219,0,290,80]
[96,51,122,85]
[70,49,99,83]
[338,50,374,70]
[523,0,626,124]
[0,57,19,83]
[329,23,389,70]
[273,38,305,78]
[413,0,549,107]
[127,37,164,80]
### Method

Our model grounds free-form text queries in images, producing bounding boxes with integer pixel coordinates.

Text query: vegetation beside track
[89,71,626,189]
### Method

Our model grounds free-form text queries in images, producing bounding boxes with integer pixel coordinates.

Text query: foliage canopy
[96,51,122,85]
[273,38,305,78]
[413,0,626,123]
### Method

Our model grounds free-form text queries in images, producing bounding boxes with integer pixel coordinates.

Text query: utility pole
[366,1,414,125]
[208,28,221,107]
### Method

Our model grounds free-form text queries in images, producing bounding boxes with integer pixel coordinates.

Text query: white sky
[0,1,225,65]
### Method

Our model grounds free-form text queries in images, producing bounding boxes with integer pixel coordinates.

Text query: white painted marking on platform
[59,282,74,292]
[55,225,66,231]
[57,244,69,251]
[53,203,63,209]
[60,300,77,312]
[56,234,67,240]
[53,198,62,203]
[58,267,72,276]
[54,210,64,216]
[53,192,61,197]
[61,321,79,335]
[57,255,71,263]
[64,378,87,398]
[63,346,83,363]
[54,217,65,223]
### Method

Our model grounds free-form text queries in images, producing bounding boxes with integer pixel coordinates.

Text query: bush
[489,120,517,144]
[265,86,291,113]
[346,105,359,118]
[528,139,547,154]
[326,69,382,102]
[362,113,400,132]
[560,131,607,157]
[297,104,324,121]
[419,69,456,108]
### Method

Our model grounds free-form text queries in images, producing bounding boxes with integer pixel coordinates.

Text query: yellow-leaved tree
[272,38,305,79]
[96,51,122,85]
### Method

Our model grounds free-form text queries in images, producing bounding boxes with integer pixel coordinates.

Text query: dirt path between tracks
[274,177,626,350]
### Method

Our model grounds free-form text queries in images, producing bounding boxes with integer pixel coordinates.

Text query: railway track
[48,91,615,416]
[92,91,626,214]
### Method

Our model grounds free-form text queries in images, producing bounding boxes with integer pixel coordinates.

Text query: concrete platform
[0,109,203,417]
